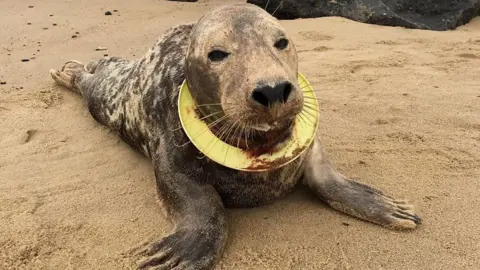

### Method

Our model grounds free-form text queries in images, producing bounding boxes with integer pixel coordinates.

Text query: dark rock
[247,0,480,31]
[27,23,31,25]
[0,82,6,85]
[105,11,112,15]
[53,23,57,26]
[72,35,78,38]
[113,9,118,12]
[21,59,30,62]
[28,5,34,8]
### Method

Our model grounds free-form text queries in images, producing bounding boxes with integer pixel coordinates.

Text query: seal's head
[185,3,303,151]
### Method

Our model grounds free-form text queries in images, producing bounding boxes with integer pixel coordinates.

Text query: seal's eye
[274,38,289,50]
[208,50,230,62]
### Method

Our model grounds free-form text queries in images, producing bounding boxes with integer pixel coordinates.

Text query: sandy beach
[1,0,479,269]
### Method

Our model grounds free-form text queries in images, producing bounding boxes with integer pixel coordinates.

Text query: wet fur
[50,4,421,269]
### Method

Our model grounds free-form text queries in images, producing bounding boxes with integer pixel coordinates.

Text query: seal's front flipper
[303,139,421,230]
[135,154,227,270]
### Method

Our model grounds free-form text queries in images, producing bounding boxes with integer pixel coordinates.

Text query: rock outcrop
[247,0,480,31]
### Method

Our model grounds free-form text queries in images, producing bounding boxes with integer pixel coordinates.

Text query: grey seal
[49,3,421,269]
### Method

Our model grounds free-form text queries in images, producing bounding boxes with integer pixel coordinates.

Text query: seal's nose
[251,81,292,107]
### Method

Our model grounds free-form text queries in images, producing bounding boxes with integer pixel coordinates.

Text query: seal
[49,3,421,269]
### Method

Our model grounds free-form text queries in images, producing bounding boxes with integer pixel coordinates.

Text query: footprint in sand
[299,31,333,41]
[372,117,402,125]
[456,53,480,59]
[21,129,38,144]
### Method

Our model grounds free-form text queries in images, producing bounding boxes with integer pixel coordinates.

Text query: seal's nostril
[252,90,270,107]
[281,82,292,103]
[252,81,293,107]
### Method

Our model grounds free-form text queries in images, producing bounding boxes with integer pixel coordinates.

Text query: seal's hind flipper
[49,60,85,92]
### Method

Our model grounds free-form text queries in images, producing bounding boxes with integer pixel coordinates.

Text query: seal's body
[59,23,304,207]
[50,4,421,269]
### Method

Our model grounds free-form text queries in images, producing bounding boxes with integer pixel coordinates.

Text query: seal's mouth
[250,123,272,132]
[250,119,294,132]
[204,113,295,152]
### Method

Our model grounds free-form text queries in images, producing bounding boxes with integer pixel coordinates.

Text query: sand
[1,0,479,269]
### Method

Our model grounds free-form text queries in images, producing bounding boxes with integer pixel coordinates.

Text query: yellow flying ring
[178,72,319,172]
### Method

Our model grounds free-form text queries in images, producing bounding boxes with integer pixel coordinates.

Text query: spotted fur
[50,3,421,269]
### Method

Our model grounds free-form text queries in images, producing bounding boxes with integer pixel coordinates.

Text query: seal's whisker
[173,137,194,148]
[300,106,319,120]
[303,99,322,104]
[232,120,243,148]
[303,96,322,101]
[265,0,271,10]
[217,119,234,143]
[298,80,309,90]
[303,100,319,107]
[296,113,310,127]
[174,118,226,148]
[194,103,222,108]
[225,119,240,146]
[251,120,258,138]
[196,132,219,159]
[173,115,228,147]
[299,111,315,125]
[303,101,321,109]
[303,101,321,107]
[299,115,314,127]
[272,0,284,17]
[226,119,238,146]
[303,94,320,98]
[237,122,246,149]
[223,120,239,163]
[244,121,250,149]
[223,120,241,164]
[302,105,319,115]
[301,87,322,92]
[196,117,231,159]
[217,117,238,150]
[169,110,223,131]
[203,118,234,157]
